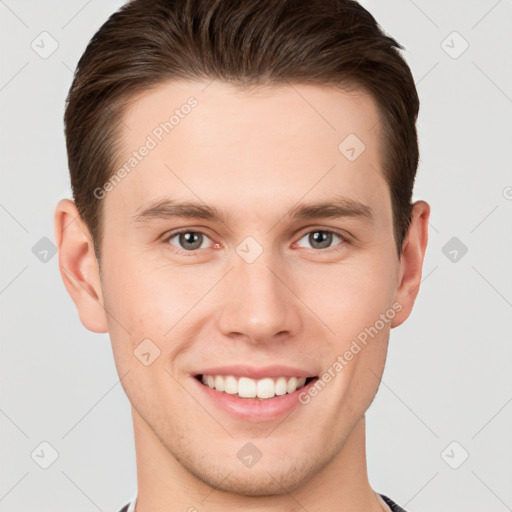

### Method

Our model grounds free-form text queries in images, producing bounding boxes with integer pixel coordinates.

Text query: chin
[206,467,309,496]
[178,449,321,497]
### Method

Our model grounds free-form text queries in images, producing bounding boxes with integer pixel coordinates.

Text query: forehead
[106,79,390,226]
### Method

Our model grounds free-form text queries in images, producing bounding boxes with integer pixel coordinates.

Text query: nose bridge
[216,246,301,342]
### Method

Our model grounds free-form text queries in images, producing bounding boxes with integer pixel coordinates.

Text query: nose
[215,251,303,344]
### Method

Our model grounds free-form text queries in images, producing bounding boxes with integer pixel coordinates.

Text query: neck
[131,410,388,512]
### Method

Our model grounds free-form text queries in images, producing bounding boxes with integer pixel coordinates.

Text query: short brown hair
[65,0,419,259]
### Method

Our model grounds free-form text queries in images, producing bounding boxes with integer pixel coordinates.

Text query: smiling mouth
[194,374,318,400]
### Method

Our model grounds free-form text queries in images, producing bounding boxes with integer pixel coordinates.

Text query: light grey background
[1,1,511,511]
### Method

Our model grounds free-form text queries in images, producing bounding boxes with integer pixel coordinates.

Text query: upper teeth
[201,375,308,399]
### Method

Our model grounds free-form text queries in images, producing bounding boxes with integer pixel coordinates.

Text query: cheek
[296,256,398,336]
[102,252,179,327]
[100,255,215,362]
[101,238,398,362]
[100,260,189,413]
[308,266,395,418]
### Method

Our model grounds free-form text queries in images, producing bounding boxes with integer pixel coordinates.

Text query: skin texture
[54,80,429,512]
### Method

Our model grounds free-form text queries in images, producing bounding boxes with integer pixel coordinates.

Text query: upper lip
[194,365,317,380]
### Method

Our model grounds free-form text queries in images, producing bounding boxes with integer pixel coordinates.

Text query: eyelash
[163,228,349,256]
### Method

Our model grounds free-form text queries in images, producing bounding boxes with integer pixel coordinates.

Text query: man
[54,0,429,510]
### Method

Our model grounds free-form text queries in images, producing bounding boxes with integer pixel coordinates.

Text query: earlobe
[53,199,108,333]
[391,200,430,328]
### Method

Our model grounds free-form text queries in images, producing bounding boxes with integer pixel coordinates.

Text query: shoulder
[379,493,409,512]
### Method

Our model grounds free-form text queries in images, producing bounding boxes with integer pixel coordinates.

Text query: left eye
[167,231,212,251]
[295,230,345,250]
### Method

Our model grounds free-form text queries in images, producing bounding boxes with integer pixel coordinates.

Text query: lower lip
[192,376,318,422]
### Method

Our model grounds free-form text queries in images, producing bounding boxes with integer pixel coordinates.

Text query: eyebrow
[131,196,374,225]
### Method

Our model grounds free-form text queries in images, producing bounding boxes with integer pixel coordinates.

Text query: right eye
[165,230,214,253]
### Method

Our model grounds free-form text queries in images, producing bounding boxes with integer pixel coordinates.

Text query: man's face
[98,80,405,494]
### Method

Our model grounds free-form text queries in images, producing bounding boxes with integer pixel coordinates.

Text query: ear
[54,199,108,333]
[391,200,430,328]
